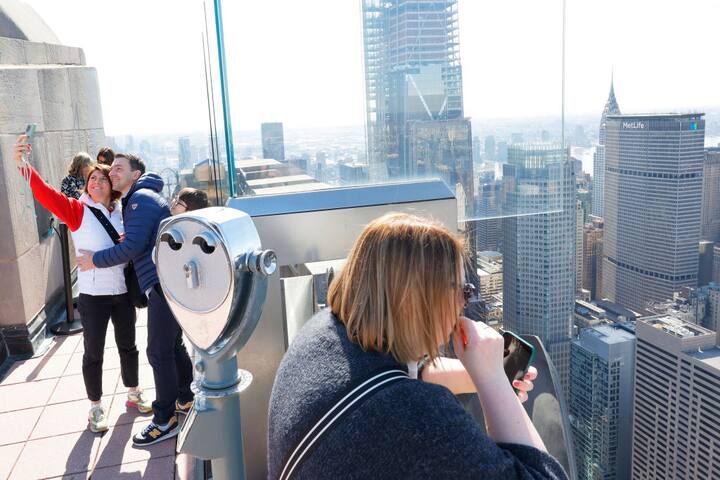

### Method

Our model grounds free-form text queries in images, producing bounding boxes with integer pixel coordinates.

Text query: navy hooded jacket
[92,173,170,293]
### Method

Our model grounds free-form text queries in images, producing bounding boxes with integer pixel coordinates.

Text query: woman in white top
[14,138,152,433]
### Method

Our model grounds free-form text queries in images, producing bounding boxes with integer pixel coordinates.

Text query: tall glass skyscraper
[570,324,636,480]
[178,136,192,169]
[701,147,720,242]
[261,122,286,162]
[592,79,621,218]
[601,114,705,313]
[361,0,472,202]
[502,144,576,391]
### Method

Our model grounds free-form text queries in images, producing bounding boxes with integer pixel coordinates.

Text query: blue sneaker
[132,416,179,446]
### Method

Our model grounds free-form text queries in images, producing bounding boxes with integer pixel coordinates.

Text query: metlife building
[601,113,705,313]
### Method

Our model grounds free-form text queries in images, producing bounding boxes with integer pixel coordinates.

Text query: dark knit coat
[268,309,568,480]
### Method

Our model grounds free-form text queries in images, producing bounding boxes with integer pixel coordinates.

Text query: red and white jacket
[27,165,127,296]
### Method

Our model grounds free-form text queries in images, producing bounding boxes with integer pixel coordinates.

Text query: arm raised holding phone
[451,317,547,451]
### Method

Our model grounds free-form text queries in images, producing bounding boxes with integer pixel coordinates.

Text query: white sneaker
[88,405,109,433]
[126,389,153,414]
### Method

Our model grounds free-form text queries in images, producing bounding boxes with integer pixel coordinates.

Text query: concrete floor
[0,309,196,479]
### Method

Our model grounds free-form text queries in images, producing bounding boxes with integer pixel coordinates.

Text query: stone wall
[0,35,105,358]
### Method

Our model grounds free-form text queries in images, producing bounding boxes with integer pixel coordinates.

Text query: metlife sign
[622,121,646,130]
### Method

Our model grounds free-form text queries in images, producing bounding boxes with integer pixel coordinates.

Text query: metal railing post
[51,222,83,335]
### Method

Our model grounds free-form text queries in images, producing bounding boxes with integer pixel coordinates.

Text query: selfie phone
[501,330,535,387]
[24,123,36,142]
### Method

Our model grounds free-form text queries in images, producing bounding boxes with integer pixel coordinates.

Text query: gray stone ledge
[0,37,85,66]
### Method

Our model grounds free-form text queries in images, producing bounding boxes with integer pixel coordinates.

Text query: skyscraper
[502,144,576,391]
[484,135,496,161]
[472,135,481,163]
[583,216,604,300]
[701,147,720,242]
[576,200,584,293]
[592,79,621,218]
[601,113,705,313]
[496,141,508,162]
[705,284,720,333]
[178,136,191,169]
[632,315,720,479]
[361,0,472,202]
[476,181,503,252]
[407,117,473,201]
[570,324,636,480]
[261,122,285,161]
[699,240,715,287]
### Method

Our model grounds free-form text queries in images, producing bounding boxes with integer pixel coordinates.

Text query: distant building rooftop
[643,315,713,339]
[606,113,704,119]
[689,347,720,371]
[583,324,636,344]
[595,299,643,321]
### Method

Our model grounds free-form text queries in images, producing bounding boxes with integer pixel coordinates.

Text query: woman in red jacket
[14,137,152,433]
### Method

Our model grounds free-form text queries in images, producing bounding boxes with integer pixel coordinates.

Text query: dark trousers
[78,293,139,402]
[147,284,194,424]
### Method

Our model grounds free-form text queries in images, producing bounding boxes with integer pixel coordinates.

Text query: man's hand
[77,249,96,271]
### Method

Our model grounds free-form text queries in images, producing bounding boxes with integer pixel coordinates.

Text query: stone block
[85,128,107,158]
[0,37,26,64]
[23,40,48,64]
[0,236,64,328]
[37,67,73,132]
[67,67,104,131]
[44,43,84,66]
[0,67,44,133]
[33,130,66,185]
[58,129,91,165]
[0,132,40,260]
[0,38,85,67]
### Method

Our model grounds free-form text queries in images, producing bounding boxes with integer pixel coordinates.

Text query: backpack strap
[86,206,121,245]
[278,366,410,480]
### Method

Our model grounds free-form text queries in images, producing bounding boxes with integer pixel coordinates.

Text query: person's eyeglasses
[172,198,187,210]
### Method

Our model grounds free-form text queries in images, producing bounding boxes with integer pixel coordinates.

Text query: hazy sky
[27,0,720,136]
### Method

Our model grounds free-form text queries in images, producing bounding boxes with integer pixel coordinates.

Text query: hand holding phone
[24,123,36,142]
[501,331,535,387]
[15,124,36,167]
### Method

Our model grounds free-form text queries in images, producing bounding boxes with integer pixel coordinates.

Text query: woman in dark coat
[268,213,567,480]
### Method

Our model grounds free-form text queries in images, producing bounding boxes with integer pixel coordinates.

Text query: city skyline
[24,0,720,136]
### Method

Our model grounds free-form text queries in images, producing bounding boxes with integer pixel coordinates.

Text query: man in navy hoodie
[77,153,194,446]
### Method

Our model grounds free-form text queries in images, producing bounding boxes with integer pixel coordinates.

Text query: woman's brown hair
[327,212,467,364]
[83,164,121,202]
[68,152,94,178]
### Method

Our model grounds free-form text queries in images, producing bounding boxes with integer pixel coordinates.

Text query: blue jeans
[146,283,194,424]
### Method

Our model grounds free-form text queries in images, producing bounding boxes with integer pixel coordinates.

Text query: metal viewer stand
[154,207,276,480]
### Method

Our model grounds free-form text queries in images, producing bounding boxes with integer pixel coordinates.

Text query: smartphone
[502,330,535,386]
[24,123,36,142]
